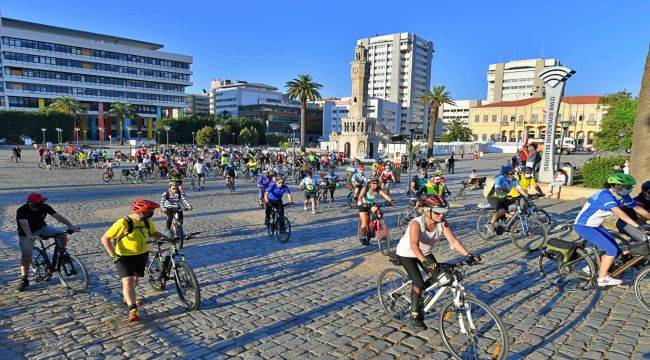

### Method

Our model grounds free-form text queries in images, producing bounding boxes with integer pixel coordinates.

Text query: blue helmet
[501,165,515,175]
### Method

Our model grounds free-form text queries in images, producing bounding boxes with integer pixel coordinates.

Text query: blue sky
[3,1,649,100]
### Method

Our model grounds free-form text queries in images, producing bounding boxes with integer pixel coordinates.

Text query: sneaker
[311,210,317,214]
[597,276,623,287]
[411,316,428,331]
[303,205,308,211]
[128,309,140,323]
[17,279,29,292]
[359,237,370,246]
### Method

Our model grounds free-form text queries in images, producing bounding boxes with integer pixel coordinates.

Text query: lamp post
[215,124,224,147]
[191,131,195,146]
[137,130,142,142]
[41,128,47,145]
[290,122,300,175]
[127,126,135,159]
[163,125,171,145]
[231,132,235,145]
[98,127,105,149]
[109,135,112,149]
[617,130,627,157]
[74,127,80,147]
[406,122,421,194]
[55,128,62,144]
[556,119,572,171]
[83,130,87,146]
[156,130,160,144]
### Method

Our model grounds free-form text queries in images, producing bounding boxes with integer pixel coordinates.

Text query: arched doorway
[357,141,366,157]
[344,142,351,158]
[368,142,374,159]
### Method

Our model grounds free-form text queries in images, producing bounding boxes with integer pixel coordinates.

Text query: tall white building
[183,93,210,116]
[439,99,482,132]
[316,97,399,140]
[356,33,433,135]
[208,79,283,116]
[487,58,561,103]
[0,16,192,140]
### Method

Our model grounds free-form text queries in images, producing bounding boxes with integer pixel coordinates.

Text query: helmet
[522,166,533,174]
[607,173,636,187]
[168,181,179,189]
[642,181,650,192]
[131,198,160,214]
[368,177,380,184]
[432,169,444,177]
[501,165,515,175]
[418,195,450,213]
[27,193,46,203]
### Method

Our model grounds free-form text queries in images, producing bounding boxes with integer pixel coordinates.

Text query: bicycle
[30,229,89,293]
[520,195,552,226]
[102,168,115,182]
[397,197,420,232]
[267,202,292,243]
[145,232,201,311]
[378,258,508,359]
[360,204,391,255]
[7,154,18,163]
[167,207,191,249]
[476,196,548,252]
[317,185,330,206]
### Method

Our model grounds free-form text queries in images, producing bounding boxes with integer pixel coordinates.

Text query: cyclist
[16,193,79,291]
[247,158,260,179]
[324,170,340,202]
[100,199,163,322]
[351,166,367,202]
[380,166,396,192]
[220,152,229,172]
[264,176,294,230]
[617,180,650,242]
[508,166,545,198]
[224,161,238,190]
[395,195,481,330]
[409,168,429,195]
[257,170,274,208]
[12,146,22,163]
[574,174,650,286]
[418,174,450,198]
[357,178,394,246]
[161,183,193,238]
[193,157,208,189]
[485,165,529,234]
[300,171,320,214]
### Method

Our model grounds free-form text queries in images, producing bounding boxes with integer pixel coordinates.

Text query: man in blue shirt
[485,165,528,233]
[264,177,294,229]
[257,170,274,208]
[224,162,237,190]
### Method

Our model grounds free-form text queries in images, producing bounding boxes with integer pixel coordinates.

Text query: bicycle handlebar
[39,228,77,239]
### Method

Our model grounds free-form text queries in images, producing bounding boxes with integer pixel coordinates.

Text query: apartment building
[183,93,209,116]
[487,58,561,103]
[208,79,283,116]
[439,99,482,132]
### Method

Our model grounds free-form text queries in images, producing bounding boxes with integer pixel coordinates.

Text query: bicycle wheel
[145,254,166,291]
[476,211,496,241]
[375,219,390,256]
[538,248,595,291]
[377,268,410,324]
[439,293,509,360]
[57,253,89,293]
[633,265,650,313]
[510,217,547,252]
[144,173,156,184]
[119,173,130,184]
[101,172,113,182]
[276,217,291,243]
[397,209,414,232]
[452,189,466,201]
[174,261,201,310]
[533,209,552,226]
[38,160,46,169]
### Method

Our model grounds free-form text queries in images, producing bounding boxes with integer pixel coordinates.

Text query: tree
[593,92,636,151]
[239,126,259,145]
[107,102,136,145]
[630,46,650,192]
[419,86,455,157]
[285,74,322,152]
[48,97,85,134]
[195,126,215,146]
[440,120,474,142]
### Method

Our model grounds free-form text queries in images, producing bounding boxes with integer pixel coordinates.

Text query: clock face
[353,68,358,73]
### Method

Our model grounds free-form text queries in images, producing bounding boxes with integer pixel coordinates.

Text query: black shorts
[358,204,373,213]
[488,196,511,212]
[115,253,149,279]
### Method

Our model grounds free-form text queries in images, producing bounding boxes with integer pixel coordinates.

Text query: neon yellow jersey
[104,217,156,256]
[248,161,259,170]
[508,175,536,197]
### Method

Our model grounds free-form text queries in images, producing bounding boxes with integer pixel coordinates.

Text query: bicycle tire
[633,265,650,313]
[476,211,497,241]
[376,219,390,256]
[57,253,89,293]
[538,247,595,291]
[101,172,113,183]
[119,173,131,184]
[145,254,166,291]
[397,209,414,232]
[377,268,410,324]
[174,261,201,310]
[534,209,552,226]
[144,173,156,184]
[30,247,49,280]
[276,217,291,243]
[439,294,509,360]
[510,217,547,252]
[38,160,46,169]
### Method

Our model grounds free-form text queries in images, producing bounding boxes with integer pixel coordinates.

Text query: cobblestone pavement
[0,149,647,359]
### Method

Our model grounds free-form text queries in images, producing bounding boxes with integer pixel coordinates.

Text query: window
[501,115,508,125]
[518,115,524,124]
[531,114,538,124]
[491,115,497,123]
[481,134,487,141]
[483,115,488,122]
[474,115,479,123]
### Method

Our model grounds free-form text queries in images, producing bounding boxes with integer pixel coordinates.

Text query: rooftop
[478,95,601,108]
[2,17,164,50]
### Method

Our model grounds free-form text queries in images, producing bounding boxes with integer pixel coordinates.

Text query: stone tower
[350,46,368,119]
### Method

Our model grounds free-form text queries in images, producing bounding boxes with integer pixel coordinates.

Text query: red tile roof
[562,95,601,104]
[478,95,601,108]
[478,98,543,108]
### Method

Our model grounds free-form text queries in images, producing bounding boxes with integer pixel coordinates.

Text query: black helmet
[642,181,650,192]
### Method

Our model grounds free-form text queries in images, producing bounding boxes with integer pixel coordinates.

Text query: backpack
[116,217,151,242]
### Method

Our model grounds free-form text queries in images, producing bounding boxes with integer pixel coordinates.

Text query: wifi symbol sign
[538,66,576,88]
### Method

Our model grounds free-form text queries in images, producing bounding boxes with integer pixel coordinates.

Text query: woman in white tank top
[394,195,481,331]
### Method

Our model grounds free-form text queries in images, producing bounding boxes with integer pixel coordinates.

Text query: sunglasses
[507,172,515,176]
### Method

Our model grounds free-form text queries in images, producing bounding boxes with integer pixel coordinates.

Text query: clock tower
[350,46,368,119]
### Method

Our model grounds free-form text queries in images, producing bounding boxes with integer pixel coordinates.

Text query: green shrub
[581,156,627,189]
[0,110,75,143]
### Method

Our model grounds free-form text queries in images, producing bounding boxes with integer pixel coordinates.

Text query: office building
[182,93,209,116]
[0,16,192,140]
[439,99,482,132]
[238,103,323,144]
[487,58,561,103]
[356,32,433,135]
[467,95,604,147]
[208,79,283,116]
[315,96,399,140]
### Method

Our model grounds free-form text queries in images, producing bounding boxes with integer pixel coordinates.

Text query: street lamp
[98,127,105,149]
[74,127,81,147]
[156,130,160,144]
[556,119,572,170]
[191,131,195,146]
[215,124,224,147]
[290,122,300,175]
[406,122,422,194]
[55,128,63,144]
[83,130,87,146]
[231,132,235,145]
[617,130,627,157]
[163,125,171,145]
[41,128,47,145]
[109,135,112,149]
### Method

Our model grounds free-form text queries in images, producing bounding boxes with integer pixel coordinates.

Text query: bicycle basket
[545,238,579,263]
[629,241,650,257]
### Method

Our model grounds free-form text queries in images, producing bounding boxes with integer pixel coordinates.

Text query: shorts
[573,224,621,257]
[197,173,206,178]
[304,191,317,200]
[358,204,373,213]
[226,171,235,178]
[115,253,149,278]
[18,225,62,256]
[488,196,511,212]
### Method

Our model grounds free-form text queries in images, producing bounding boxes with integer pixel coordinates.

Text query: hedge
[0,110,75,144]
[581,156,627,189]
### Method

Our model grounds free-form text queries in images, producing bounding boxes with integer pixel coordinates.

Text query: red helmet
[131,198,160,214]
[418,195,449,213]
[27,193,46,203]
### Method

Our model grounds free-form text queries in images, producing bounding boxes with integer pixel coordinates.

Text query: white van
[528,137,577,154]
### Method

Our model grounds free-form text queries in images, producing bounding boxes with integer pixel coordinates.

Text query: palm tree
[48,96,84,124]
[419,86,455,157]
[107,102,136,145]
[285,74,322,152]
[630,45,650,192]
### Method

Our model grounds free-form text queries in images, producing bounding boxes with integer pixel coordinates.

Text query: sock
[21,275,28,281]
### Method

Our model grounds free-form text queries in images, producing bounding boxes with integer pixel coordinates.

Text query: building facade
[487,58,560,103]
[315,96,399,140]
[0,16,192,140]
[356,32,433,135]
[182,93,209,116]
[439,99,482,132]
[208,79,283,116]
[238,103,323,144]
[467,95,604,147]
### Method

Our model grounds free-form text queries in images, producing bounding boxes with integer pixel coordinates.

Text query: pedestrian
[447,154,455,174]
[460,148,465,159]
